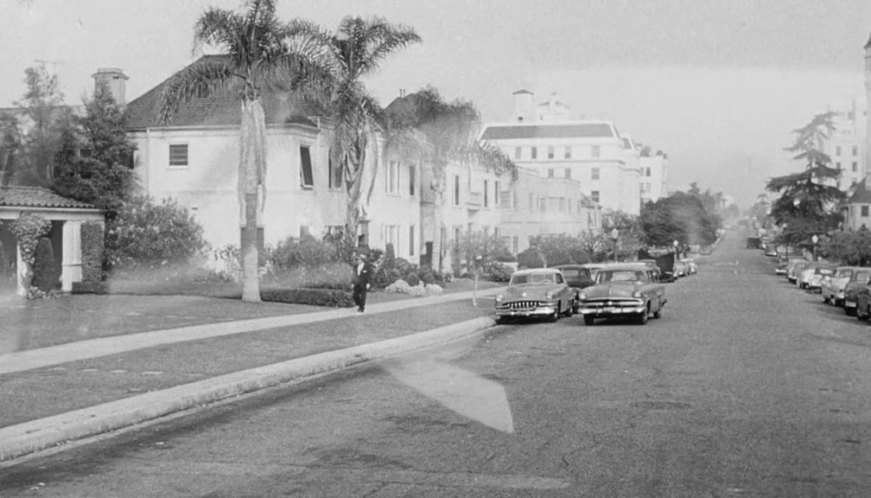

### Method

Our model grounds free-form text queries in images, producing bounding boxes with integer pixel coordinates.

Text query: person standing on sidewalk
[353,253,372,312]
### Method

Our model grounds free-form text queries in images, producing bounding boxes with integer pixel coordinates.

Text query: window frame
[299,145,314,189]
[168,143,189,168]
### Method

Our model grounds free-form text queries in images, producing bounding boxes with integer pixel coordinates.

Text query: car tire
[583,315,595,326]
[860,307,870,321]
[564,301,574,317]
[496,316,509,325]
[637,306,649,325]
[823,295,830,304]
[653,306,663,319]
[847,306,857,317]
[549,304,560,323]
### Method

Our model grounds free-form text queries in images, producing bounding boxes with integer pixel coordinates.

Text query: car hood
[502,284,563,299]
[582,283,640,299]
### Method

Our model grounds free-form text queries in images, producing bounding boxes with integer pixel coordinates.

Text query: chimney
[92,68,128,106]
[513,89,534,122]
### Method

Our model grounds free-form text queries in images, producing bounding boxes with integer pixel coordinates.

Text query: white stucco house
[124,56,421,263]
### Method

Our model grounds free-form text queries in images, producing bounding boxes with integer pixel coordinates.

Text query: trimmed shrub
[106,195,207,271]
[405,272,420,287]
[517,248,545,269]
[264,262,353,290]
[385,279,411,294]
[32,237,59,292]
[260,288,354,307]
[71,281,109,294]
[270,234,340,270]
[485,262,513,282]
[418,266,436,285]
[81,222,104,282]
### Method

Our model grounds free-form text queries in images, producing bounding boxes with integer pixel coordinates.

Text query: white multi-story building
[824,105,866,190]
[125,56,422,262]
[639,150,669,205]
[481,90,666,216]
[840,33,871,231]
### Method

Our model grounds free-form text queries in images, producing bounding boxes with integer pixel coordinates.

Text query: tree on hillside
[288,16,420,252]
[53,85,136,220]
[766,112,843,248]
[158,0,332,302]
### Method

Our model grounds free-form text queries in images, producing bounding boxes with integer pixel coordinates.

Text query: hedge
[72,281,109,294]
[81,222,104,282]
[260,288,355,307]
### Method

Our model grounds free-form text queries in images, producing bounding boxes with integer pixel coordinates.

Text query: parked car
[855,283,871,321]
[576,264,667,326]
[843,268,871,316]
[789,260,810,285]
[821,266,861,306]
[494,268,576,323]
[581,263,606,280]
[776,257,804,276]
[680,258,698,275]
[804,263,836,293]
[553,265,595,312]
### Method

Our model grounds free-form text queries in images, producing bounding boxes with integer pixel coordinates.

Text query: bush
[517,248,545,269]
[485,262,513,282]
[81,222,104,282]
[270,234,340,270]
[406,272,420,287]
[71,281,109,294]
[106,195,207,271]
[260,288,354,307]
[418,266,436,285]
[264,262,353,290]
[385,279,411,293]
[32,237,59,292]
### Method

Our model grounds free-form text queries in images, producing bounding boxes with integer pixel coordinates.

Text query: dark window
[591,190,600,203]
[853,162,858,173]
[564,146,572,159]
[454,175,460,205]
[514,146,522,159]
[328,152,342,189]
[409,225,415,256]
[169,144,188,166]
[409,165,416,196]
[863,206,869,217]
[531,147,538,159]
[547,146,554,159]
[300,146,313,188]
[484,180,489,207]
[494,181,500,206]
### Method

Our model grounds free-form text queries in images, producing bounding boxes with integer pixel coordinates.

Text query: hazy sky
[2,0,871,207]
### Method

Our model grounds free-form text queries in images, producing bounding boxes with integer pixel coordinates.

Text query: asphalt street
[4,232,871,497]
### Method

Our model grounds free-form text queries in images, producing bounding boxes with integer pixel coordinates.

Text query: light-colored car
[802,263,835,293]
[576,264,667,326]
[680,258,697,275]
[843,268,871,316]
[494,268,576,323]
[821,266,860,306]
[791,260,811,286]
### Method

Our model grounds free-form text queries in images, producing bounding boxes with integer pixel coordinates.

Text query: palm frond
[193,8,246,58]
[158,60,238,124]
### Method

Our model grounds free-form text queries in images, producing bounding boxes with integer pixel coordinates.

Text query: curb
[0,316,496,462]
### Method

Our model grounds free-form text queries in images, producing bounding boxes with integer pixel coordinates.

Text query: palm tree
[158,0,330,302]
[290,16,420,252]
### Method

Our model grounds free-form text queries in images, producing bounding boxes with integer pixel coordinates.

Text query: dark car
[553,265,595,312]
[843,268,871,316]
[577,264,667,325]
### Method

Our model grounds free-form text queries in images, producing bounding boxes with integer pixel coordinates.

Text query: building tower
[865,33,871,180]
[92,68,128,106]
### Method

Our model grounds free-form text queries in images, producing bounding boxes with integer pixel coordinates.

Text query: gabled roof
[0,186,98,210]
[480,122,616,140]
[847,177,871,204]
[125,55,318,130]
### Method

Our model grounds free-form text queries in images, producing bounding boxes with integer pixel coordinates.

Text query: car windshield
[560,269,581,278]
[511,273,556,285]
[596,270,645,283]
[854,271,871,282]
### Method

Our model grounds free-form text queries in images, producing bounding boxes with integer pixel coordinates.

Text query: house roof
[0,186,98,210]
[125,55,318,130]
[847,178,871,204]
[480,122,616,140]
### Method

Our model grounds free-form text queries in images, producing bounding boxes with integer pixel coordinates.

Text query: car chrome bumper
[578,301,646,316]
[495,306,556,318]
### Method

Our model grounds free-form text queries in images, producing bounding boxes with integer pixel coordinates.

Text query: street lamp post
[812,234,819,262]
[673,240,679,259]
[610,228,619,262]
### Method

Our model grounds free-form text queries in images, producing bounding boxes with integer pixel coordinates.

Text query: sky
[2,0,871,208]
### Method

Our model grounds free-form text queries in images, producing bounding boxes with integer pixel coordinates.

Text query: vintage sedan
[843,268,871,316]
[576,264,667,326]
[822,266,861,306]
[494,268,576,323]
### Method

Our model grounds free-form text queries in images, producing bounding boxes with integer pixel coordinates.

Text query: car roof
[512,268,561,276]
[596,264,653,272]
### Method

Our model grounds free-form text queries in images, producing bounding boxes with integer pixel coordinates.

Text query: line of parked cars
[772,250,871,320]
[493,256,697,326]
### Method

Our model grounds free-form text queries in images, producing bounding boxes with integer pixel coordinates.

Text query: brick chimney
[92,68,128,106]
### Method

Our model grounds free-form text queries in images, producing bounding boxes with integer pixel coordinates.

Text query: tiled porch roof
[0,186,98,210]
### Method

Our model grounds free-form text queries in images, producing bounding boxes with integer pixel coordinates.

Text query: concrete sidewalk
[0,288,503,463]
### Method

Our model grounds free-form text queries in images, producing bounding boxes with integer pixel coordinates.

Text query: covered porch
[0,187,104,296]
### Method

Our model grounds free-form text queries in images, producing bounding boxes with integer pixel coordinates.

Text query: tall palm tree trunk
[239,98,266,302]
